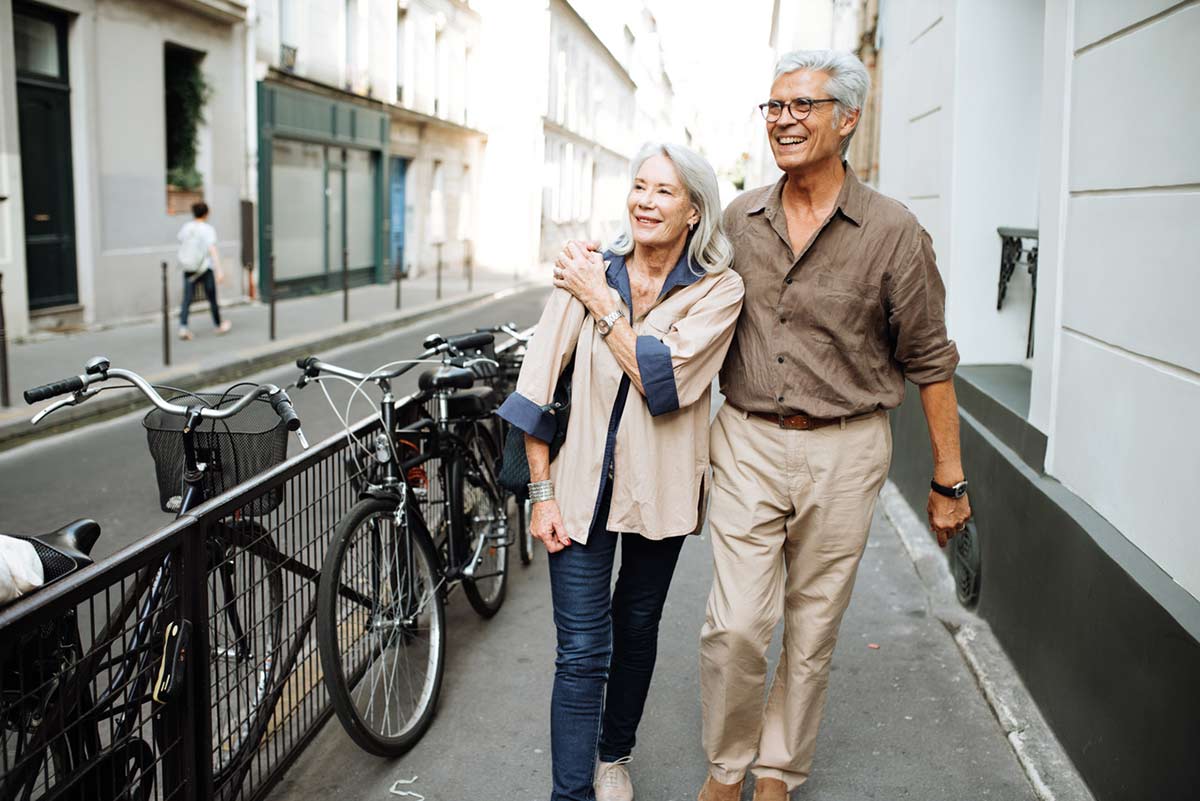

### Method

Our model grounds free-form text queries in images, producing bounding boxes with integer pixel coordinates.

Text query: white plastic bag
[0,535,44,605]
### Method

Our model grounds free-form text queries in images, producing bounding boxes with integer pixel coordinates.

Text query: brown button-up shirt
[719,167,959,418]
[499,251,744,544]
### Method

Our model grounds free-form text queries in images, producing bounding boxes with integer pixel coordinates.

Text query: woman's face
[626,154,699,252]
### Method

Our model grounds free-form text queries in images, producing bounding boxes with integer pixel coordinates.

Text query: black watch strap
[930,478,969,499]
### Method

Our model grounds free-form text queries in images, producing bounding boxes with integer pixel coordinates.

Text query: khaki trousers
[699,402,892,790]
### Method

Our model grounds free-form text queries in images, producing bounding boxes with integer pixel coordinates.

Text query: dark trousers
[180,270,221,327]
[546,503,685,801]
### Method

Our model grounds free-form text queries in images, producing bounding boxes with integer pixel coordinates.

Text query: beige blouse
[498,250,745,544]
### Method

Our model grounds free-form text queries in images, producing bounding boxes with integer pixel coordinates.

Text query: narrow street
[0,287,550,561]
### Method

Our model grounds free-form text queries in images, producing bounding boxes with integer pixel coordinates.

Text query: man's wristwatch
[930,478,969,499]
[595,309,623,338]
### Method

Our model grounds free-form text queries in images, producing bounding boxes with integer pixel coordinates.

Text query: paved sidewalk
[269,484,1050,801]
[0,266,533,448]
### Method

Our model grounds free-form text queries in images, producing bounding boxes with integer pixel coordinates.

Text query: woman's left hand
[553,242,609,315]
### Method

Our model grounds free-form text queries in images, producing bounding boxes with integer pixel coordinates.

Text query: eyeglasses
[758,97,839,123]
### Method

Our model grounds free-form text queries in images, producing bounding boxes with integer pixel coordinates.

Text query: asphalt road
[0,287,551,562]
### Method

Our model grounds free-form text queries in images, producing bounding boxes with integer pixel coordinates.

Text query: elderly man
[696,50,972,801]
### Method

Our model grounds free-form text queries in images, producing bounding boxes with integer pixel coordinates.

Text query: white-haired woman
[497,142,744,801]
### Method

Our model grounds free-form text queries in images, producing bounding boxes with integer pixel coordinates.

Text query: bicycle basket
[143,393,288,516]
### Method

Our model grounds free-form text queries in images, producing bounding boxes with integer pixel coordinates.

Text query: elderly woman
[497,142,744,801]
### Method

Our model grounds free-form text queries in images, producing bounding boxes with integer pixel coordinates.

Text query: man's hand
[553,242,610,317]
[529,499,573,553]
[928,490,971,548]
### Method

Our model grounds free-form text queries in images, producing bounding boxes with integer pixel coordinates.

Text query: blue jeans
[547,506,685,801]
[180,270,221,328]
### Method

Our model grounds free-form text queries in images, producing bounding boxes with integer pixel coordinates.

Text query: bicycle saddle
[3,519,100,583]
[418,366,476,391]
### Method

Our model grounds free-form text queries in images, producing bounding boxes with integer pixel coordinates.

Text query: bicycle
[294,330,511,757]
[2,357,305,801]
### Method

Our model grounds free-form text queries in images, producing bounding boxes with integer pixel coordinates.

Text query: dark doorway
[14,2,78,310]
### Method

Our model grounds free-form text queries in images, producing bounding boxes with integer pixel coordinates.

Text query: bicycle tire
[454,423,509,618]
[207,521,284,784]
[318,496,446,757]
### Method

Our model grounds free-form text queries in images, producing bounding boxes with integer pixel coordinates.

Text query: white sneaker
[595,756,634,801]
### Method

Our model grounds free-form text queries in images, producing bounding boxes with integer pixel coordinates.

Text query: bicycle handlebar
[24,376,86,404]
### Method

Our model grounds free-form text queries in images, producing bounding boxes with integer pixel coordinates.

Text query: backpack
[176,224,209,273]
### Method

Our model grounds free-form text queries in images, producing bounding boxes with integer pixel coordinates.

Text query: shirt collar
[604,243,703,312]
[747,162,866,227]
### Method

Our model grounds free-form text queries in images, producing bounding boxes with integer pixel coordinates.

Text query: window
[457,165,472,242]
[279,0,298,69]
[430,160,446,242]
[433,29,444,116]
[396,9,408,104]
[343,0,357,90]
[14,11,62,78]
[164,44,210,212]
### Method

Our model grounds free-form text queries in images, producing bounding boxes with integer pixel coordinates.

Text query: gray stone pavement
[0,266,528,446]
[268,486,1040,801]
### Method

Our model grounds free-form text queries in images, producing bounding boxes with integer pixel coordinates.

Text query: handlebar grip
[447,332,494,352]
[270,391,302,432]
[296,356,319,371]
[24,376,84,404]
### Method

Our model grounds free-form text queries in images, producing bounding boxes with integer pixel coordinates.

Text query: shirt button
[777,395,785,403]
[785,277,794,285]
[780,317,787,324]
[777,356,785,363]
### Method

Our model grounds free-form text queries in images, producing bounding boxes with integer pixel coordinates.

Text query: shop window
[164,44,210,215]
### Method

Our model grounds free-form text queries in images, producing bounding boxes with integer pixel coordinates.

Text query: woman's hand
[553,241,610,317]
[529,499,572,553]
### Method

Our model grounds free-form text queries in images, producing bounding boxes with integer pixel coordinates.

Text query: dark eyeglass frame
[758,97,839,122]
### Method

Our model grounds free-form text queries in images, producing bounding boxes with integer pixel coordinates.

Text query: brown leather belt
[744,407,880,431]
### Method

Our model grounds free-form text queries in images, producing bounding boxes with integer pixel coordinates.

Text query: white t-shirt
[176,220,218,274]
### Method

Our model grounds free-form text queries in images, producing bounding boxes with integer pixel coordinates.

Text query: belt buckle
[780,413,810,430]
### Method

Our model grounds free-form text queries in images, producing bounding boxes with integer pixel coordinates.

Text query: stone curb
[0,283,537,452]
[878,482,1096,801]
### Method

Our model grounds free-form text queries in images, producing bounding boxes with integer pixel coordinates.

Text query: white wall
[1045,0,1200,601]
[0,0,30,336]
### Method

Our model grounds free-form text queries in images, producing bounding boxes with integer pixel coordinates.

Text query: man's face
[766,69,856,172]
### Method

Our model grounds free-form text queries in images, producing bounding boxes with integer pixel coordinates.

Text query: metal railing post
[342,246,349,323]
[0,273,10,407]
[269,252,277,341]
[436,242,443,301]
[161,262,171,367]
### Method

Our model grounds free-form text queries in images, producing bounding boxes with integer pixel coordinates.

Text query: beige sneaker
[595,756,634,801]
[216,320,232,335]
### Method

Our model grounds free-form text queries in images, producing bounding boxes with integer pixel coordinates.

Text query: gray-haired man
[697,51,972,801]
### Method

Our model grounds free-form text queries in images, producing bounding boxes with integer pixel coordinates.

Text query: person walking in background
[176,201,231,341]
[504,142,743,801]
[697,50,971,801]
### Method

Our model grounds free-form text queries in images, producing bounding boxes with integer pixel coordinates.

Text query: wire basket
[143,393,289,516]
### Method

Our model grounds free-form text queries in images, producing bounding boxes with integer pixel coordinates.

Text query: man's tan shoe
[751,777,788,800]
[697,774,743,801]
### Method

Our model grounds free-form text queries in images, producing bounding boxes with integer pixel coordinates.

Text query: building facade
[254,0,484,292]
[0,0,250,337]
[876,1,1200,797]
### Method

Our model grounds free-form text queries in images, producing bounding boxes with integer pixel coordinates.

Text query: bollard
[161,262,171,367]
[0,273,10,407]
[268,252,277,341]
[342,246,349,323]
[390,258,402,310]
[436,242,443,301]
[466,240,474,293]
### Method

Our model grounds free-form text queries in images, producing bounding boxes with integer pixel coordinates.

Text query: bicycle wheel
[207,521,284,782]
[318,497,446,757]
[454,422,509,618]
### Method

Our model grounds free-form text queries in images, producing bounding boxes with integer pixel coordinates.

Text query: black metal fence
[1,413,385,801]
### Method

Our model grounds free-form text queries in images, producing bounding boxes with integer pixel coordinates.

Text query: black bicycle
[294,331,510,757]
[2,357,304,801]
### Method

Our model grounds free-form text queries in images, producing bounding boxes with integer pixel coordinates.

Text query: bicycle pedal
[153,619,192,703]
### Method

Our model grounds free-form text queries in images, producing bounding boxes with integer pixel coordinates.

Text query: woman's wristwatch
[595,310,623,338]
[528,480,555,502]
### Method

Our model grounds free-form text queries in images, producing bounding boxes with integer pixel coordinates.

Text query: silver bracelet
[528,479,555,502]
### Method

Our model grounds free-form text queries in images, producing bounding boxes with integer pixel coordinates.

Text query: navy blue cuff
[497,392,558,443]
[636,335,680,416]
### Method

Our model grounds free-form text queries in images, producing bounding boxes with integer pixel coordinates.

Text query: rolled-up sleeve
[642,271,745,415]
[888,227,959,385]
[496,287,586,442]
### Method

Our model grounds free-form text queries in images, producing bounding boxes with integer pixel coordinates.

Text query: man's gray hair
[610,142,733,274]
[774,49,870,156]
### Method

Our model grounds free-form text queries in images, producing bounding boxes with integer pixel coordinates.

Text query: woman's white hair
[609,142,733,274]
[774,49,870,156]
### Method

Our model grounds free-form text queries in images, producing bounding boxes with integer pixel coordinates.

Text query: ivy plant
[165,47,212,191]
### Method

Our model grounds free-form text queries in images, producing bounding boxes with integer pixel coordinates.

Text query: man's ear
[838,107,861,138]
